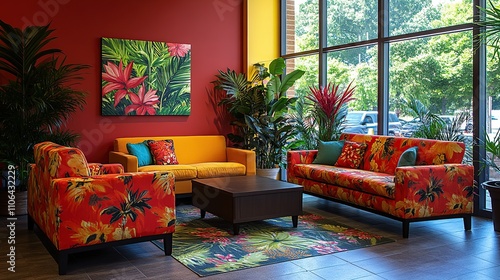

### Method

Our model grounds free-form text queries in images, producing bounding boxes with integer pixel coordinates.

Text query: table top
[192,176,303,196]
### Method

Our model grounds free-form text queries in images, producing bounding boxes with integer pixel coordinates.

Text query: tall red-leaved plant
[307,81,356,141]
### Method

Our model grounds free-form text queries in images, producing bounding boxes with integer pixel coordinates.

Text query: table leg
[233,224,240,235]
[292,216,298,228]
[200,209,206,218]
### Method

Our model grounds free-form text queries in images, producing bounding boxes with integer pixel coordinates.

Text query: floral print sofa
[287,133,475,238]
[28,142,176,274]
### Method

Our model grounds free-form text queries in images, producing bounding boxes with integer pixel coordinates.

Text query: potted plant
[307,81,356,142]
[212,57,305,178]
[0,21,88,215]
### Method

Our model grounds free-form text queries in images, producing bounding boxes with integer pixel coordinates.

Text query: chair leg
[163,234,173,256]
[57,251,68,275]
[402,221,410,238]
[28,215,34,230]
[463,215,472,231]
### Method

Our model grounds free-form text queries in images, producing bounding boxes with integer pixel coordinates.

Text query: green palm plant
[402,96,473,164]
[0,20,88,189]
[212,57,305,169]
[243,58,305,169]
[289,96,317,150]
[481,128,500,174]
[476,0,500,61]
[212,68,265,148]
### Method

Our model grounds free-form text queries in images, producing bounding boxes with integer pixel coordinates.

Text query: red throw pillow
[334,141,367,169]
[147,140,179,165]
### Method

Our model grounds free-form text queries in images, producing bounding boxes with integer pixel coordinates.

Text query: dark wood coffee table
[191,176,303,235]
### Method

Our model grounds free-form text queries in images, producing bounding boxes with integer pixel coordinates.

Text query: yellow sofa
[109,135,256,194]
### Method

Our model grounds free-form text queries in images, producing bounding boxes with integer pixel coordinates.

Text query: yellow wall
[245,0,280,73]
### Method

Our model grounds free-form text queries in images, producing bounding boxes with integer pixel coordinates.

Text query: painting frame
[101,37,191,116]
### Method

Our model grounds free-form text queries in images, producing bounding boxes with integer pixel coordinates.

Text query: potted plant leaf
[0,21,88,215]
[307,81,356,142]
[212,57,305,179]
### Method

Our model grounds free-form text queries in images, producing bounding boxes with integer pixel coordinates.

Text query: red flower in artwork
[102,60,147,107]
[167,43,190,57]
[124,85,159,115]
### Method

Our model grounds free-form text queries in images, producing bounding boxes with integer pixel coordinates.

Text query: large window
[282,0,494,215]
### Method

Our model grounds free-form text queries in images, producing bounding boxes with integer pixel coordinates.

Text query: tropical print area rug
[153,205,394,277]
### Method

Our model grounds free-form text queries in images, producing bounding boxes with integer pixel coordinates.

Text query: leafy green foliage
[293,0,484,115]
[476,0,500,61]
[402,96,473,164]
[211,58,305,169]
[0,21,88,189]
[481,128,500,174]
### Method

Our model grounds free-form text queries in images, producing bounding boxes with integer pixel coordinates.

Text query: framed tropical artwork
[101,37,191,115]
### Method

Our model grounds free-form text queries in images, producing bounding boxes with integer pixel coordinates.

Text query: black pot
[482,181,500,232]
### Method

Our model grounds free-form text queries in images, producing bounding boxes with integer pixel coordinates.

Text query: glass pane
[286,55,319,97]
[327,45,378,110]
[285,0,319,54]
[485,0,500,209]
[389,0,473,36]
[327,45,381,134]
[326,0,378,46]
[389,32,473,160]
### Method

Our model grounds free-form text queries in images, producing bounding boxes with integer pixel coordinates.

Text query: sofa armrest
[47,171,175,250]
[393,164,475,218]
[226,147,256,175]
[286,150,318,181]
[88,163,124,175]
[109,151,138,172]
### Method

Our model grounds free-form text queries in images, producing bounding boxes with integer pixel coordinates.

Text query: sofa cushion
[114,135,228,164]
[292,163,349,185]
[336,171,396,199]
[138,164,197,180]
[398,146,418,167]
[191,162,246,178]
[334,141,367,169]
[312,140,345,165]
[147,139,179,165]
[292,163,395,199]
[126,141,153,167]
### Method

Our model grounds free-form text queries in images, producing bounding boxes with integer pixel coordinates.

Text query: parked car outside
[343,111,402,136]
[400,118,422,137]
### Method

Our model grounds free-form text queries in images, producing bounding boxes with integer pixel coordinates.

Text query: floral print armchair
[28,142,176,274]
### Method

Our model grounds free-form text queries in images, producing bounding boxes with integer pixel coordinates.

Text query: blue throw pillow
[126,141,153,167]
[397,146,418,167]
[312,140,345,165]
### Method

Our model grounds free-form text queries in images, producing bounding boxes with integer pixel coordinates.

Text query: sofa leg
[28,215,34,230]
[57,251,68,275]
[463,215,472,231]
[402,221,409,238]
[163,234,173,256]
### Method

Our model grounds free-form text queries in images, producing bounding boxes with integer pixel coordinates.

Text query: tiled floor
[1,194,499,279]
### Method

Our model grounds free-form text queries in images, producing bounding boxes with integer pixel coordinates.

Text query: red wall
[0,0,243,162]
